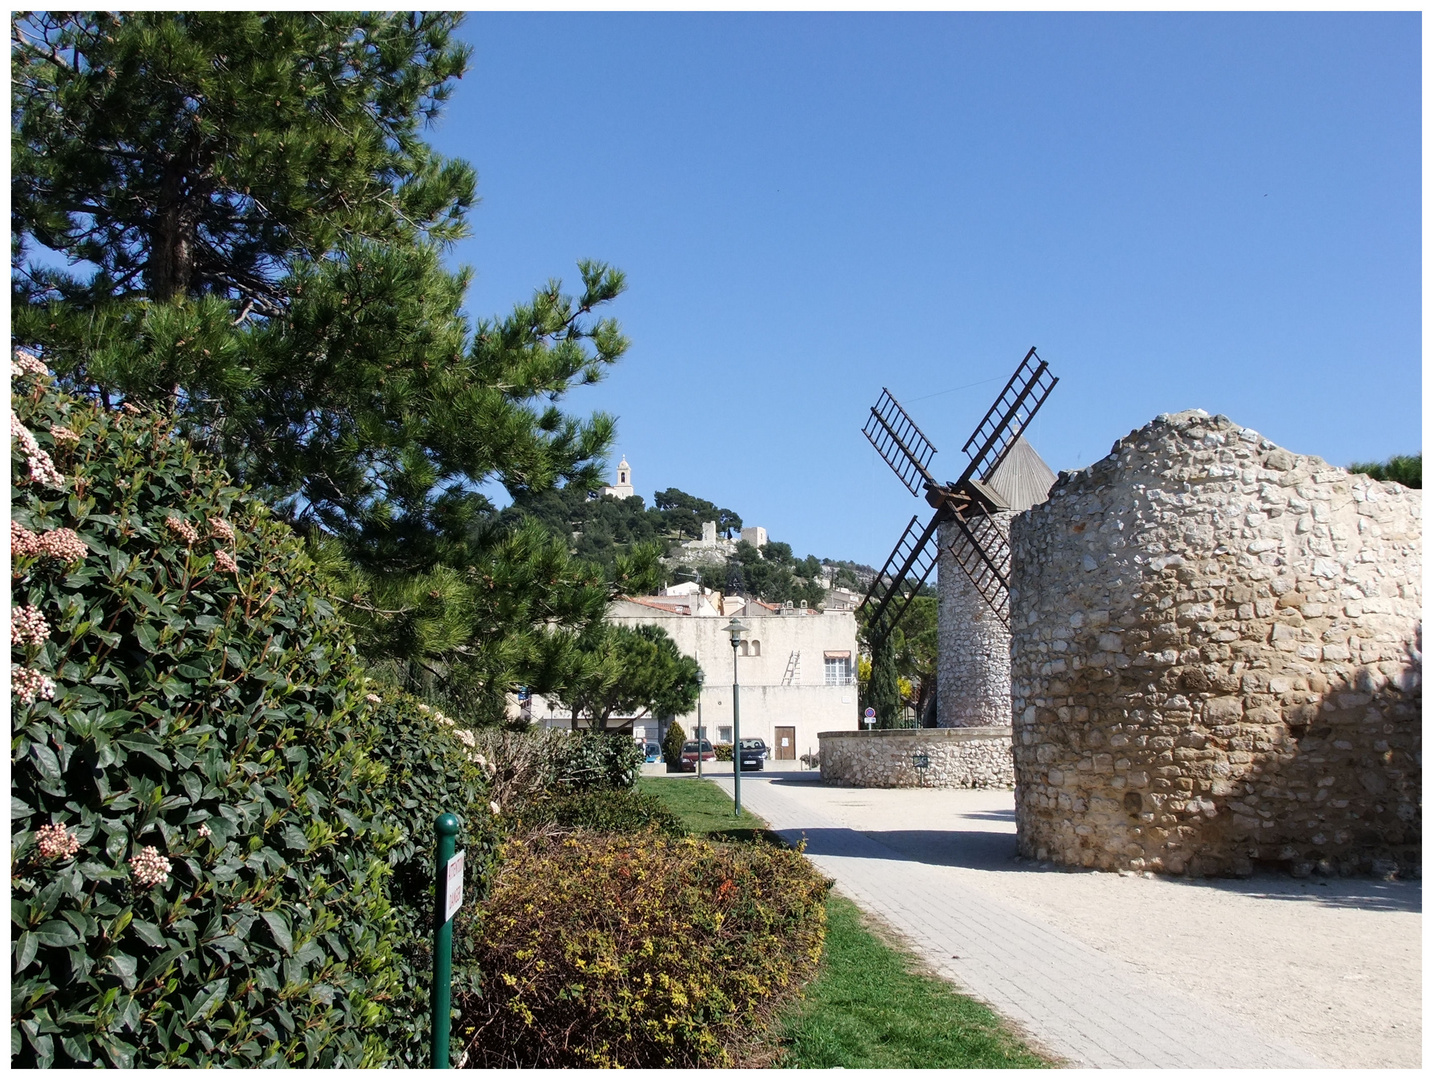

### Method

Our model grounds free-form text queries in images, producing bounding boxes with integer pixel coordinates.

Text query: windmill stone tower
[861,349,1059,729]
[937,437,1056,726]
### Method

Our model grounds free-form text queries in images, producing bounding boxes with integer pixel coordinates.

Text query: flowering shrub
[127,846,172,888]
[11,363,406,1067]
[11,603,51,645]
[458,831,830,1067]
[11,520,88,563]
[11,663,56,704]
[11,413,66,487]
[35,822,80,859]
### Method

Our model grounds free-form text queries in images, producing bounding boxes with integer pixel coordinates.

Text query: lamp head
[725,617,749,646]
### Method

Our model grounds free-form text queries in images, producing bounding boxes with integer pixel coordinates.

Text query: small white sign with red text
[444,850,465,923]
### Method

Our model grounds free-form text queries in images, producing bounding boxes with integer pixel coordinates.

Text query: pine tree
[13,12,625,537]
[11,11,641,721]
[1348,453,1421,489]
[547,624,701,731]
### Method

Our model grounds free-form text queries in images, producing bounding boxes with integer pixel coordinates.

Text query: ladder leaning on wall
[781,650,800,685]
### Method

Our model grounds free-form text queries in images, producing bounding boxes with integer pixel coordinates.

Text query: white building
[600,456,635,500]
[520,591,860,761]
[607,594,860,763]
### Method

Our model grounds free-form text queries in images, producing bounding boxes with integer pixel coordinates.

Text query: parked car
[737,740,765,772]
[643,742,662,763]
[679,740,715,771]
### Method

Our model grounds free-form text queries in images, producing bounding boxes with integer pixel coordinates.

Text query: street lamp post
[694,667,705,779]
[725,617,748,816]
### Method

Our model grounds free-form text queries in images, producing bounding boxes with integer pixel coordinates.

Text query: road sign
[443,850,465,924]
[864,707,876,719]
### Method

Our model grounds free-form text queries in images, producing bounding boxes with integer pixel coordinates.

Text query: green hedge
[459,830,829,1067]
[10,362,495,1067]
[509,788,684,838]
[363,692,498,1067]
[474,727,644,811]
[10,365,399,1065]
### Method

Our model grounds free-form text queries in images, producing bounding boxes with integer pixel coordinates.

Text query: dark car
[679,740,715,771]
[737,738,766,771]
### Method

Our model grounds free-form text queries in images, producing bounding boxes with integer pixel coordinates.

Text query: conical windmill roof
[986,435,1057,512]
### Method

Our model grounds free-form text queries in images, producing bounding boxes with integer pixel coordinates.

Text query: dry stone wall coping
[819,727,1015,789]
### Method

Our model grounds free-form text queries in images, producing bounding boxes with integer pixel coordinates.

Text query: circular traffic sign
[864,707,876,718]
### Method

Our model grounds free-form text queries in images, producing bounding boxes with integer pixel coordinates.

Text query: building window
[824,652,853,686]
[718,726,733,743]
[750,640,761,657]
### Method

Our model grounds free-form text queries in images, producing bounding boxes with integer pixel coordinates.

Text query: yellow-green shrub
[458,830,829,1067]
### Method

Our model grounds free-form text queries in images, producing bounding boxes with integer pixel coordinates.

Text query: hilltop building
[600,456,635,500]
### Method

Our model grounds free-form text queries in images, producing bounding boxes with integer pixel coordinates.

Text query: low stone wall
[818,727,1014,789]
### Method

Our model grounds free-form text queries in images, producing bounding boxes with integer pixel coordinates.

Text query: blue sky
[427,12,1420,569]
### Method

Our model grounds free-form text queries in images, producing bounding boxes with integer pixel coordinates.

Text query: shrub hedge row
[459,830,830,1068]
[508,788,685,839]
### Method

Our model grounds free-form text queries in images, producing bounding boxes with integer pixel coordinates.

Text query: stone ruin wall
[819,727,1014,789]
[1010,410,1421,877]
[937,513,1014,727]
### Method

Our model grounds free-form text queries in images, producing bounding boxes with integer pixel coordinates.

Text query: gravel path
[705,768,1420,1068]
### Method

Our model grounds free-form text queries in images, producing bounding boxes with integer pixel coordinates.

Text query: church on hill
[600,456,635,500]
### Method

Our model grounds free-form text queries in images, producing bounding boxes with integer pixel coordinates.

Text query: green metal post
[431,812,459,1068]
[731,641,742,817]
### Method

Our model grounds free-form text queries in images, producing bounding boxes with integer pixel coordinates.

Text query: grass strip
[778,894,1050,1068]
[633,774,779,843]
[637,776,1051,1069]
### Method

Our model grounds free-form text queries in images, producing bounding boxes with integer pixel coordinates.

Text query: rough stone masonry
[937,512,1016,727]
[819,727,1015,789]
[1009,410,1421,877]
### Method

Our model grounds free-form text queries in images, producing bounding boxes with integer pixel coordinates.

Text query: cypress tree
[868,636,904,729]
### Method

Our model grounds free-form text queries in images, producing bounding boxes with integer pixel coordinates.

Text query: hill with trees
[499,482,874,607]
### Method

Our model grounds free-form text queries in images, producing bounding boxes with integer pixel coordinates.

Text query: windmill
[860,347,1058,726]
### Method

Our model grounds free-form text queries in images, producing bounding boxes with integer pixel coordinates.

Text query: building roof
[987,434,1058,512]
[622,596,692,615]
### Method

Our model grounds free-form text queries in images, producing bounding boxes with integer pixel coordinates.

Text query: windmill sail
[861,513,943,644]
[864,389,939,497]
[945,512,1013,629]
[859,348,1058,650]
[957,347,1058,489]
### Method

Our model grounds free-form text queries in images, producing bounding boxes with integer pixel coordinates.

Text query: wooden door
[775,726,796,760]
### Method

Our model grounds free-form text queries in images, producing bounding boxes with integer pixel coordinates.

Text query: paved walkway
[699,770,1418,1069]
